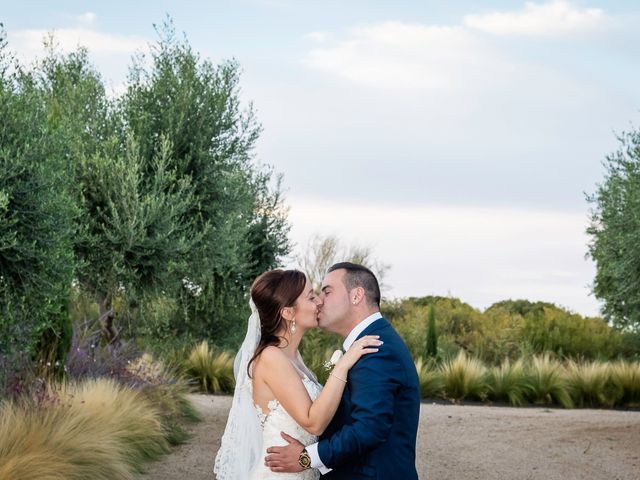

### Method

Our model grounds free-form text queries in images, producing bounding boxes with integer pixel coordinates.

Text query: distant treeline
[385,297,640,364]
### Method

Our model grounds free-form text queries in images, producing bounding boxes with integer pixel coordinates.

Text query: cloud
[302,2,611,92]
[284,197,600,316]
[8,27,148,56]
[251,5,630,215]
[71,12,97,25]
[463,0,606,37]
[304,31,330,43]
[304,21,513,91]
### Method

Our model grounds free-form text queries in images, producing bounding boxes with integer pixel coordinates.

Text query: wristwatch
[298,448,312,470]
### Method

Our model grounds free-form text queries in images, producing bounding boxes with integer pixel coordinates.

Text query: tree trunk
[97,293,119,346]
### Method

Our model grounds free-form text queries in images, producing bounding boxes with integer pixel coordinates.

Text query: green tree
[76,134,197,344]
[22,41,199,347]
[122,20,289,346]
[587,129,640,331]
[426,304,438,358]
[27,45,122,346]
[0,28,77,367]
[1,18,291,368]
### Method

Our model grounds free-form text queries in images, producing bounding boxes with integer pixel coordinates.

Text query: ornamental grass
[565,360,623,408]
[182,341,235,394]
[525,354,573,408]
[127,353,201,444]
[410,353,639,409]
[0,378,167,480]
[486,358,532,406]
[58,378,169,468]
[440,351,489,402]
[414,357,444,399]
[610,360,640,407]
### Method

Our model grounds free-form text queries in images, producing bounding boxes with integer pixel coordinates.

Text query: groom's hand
[265,432,305,473]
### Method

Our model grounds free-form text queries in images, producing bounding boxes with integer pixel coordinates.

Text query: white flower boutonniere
[323,349,344,371]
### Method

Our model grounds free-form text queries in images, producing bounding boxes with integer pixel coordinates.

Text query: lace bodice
[250,372,322,479]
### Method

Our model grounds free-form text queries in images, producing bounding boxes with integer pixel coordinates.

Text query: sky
[2,1,640,316]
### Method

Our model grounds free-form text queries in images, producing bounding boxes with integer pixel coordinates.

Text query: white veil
[213,299,263,479]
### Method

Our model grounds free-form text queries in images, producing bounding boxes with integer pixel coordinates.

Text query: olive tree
[587,129,640,331]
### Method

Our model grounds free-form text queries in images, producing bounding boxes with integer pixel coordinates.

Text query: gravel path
[141,394,640,480]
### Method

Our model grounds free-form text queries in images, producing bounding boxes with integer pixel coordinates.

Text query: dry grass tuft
[182,341,235,394]
[0,378,168,479]
[440,351,489,402]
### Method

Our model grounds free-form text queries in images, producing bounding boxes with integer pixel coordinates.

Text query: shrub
[0,377,169,479]
[126,352,200,444]
[0,350,37,400]
[426,305,438,359]
[0,399,131,480]
[565,360,623,408]
[65,319,142,382]
[140,381,200,445]
[58,378,169,469]
[415,357,444,399]
[65,320,199,445]
[440,351,488,402]
[386,297,632,364]
[526,354,572,408]
[610,360,640,407]
[486,358,532,406]
[182,341,235,393]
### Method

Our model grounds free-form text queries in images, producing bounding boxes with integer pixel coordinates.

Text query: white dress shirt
[307,311,383,474]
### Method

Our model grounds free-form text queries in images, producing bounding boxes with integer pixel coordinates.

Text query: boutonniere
[323,349,343,371]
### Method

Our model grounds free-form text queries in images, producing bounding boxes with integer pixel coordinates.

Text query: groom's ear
[350,287,365,305]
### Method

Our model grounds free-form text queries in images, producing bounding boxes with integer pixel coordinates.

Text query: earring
[290,318,297,334]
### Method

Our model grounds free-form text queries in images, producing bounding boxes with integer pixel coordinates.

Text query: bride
[213,269,381,479]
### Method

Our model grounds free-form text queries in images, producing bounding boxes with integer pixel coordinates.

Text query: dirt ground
[141,394,640,480]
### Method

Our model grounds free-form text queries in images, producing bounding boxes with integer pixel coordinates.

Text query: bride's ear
[281,306,295,321]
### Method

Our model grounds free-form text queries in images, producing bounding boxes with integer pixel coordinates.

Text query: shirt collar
[343,312,383,351]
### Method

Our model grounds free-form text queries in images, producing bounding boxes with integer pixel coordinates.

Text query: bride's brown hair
[247,269,306,377]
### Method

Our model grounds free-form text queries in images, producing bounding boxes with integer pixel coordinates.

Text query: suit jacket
[318,318,420,479]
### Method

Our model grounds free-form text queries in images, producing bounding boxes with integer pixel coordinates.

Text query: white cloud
[304,31,329,43]
[304,21,514,91]
[284,197,600,316]
[72,12,97,25]
[8,28,148,56]
[302,3,610,92]
[463,0,606,37]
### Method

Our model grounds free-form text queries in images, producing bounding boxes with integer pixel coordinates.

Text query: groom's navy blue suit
[318,318,420,479]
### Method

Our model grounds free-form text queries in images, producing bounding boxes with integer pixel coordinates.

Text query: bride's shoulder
[254,345,287,369]
[254,346,300,382]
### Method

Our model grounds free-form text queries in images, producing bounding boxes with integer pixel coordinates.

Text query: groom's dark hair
[328,262,381,307]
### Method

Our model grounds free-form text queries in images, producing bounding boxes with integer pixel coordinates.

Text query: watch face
[299,452,312,469]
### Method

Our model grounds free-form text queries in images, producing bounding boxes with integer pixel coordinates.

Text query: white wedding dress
[249,364,322,480]
[213,302,323,480]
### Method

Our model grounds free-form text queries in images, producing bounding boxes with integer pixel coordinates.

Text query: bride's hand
[335,335,383,372]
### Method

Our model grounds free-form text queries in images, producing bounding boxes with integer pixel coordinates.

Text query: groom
[265,262,420,479]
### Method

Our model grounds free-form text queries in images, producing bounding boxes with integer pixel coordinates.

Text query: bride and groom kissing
[214,262,420,479]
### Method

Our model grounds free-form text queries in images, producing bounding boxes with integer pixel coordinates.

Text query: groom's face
[317,269,351,333]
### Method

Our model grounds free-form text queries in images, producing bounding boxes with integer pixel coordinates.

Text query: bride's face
[292,279,320,330]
